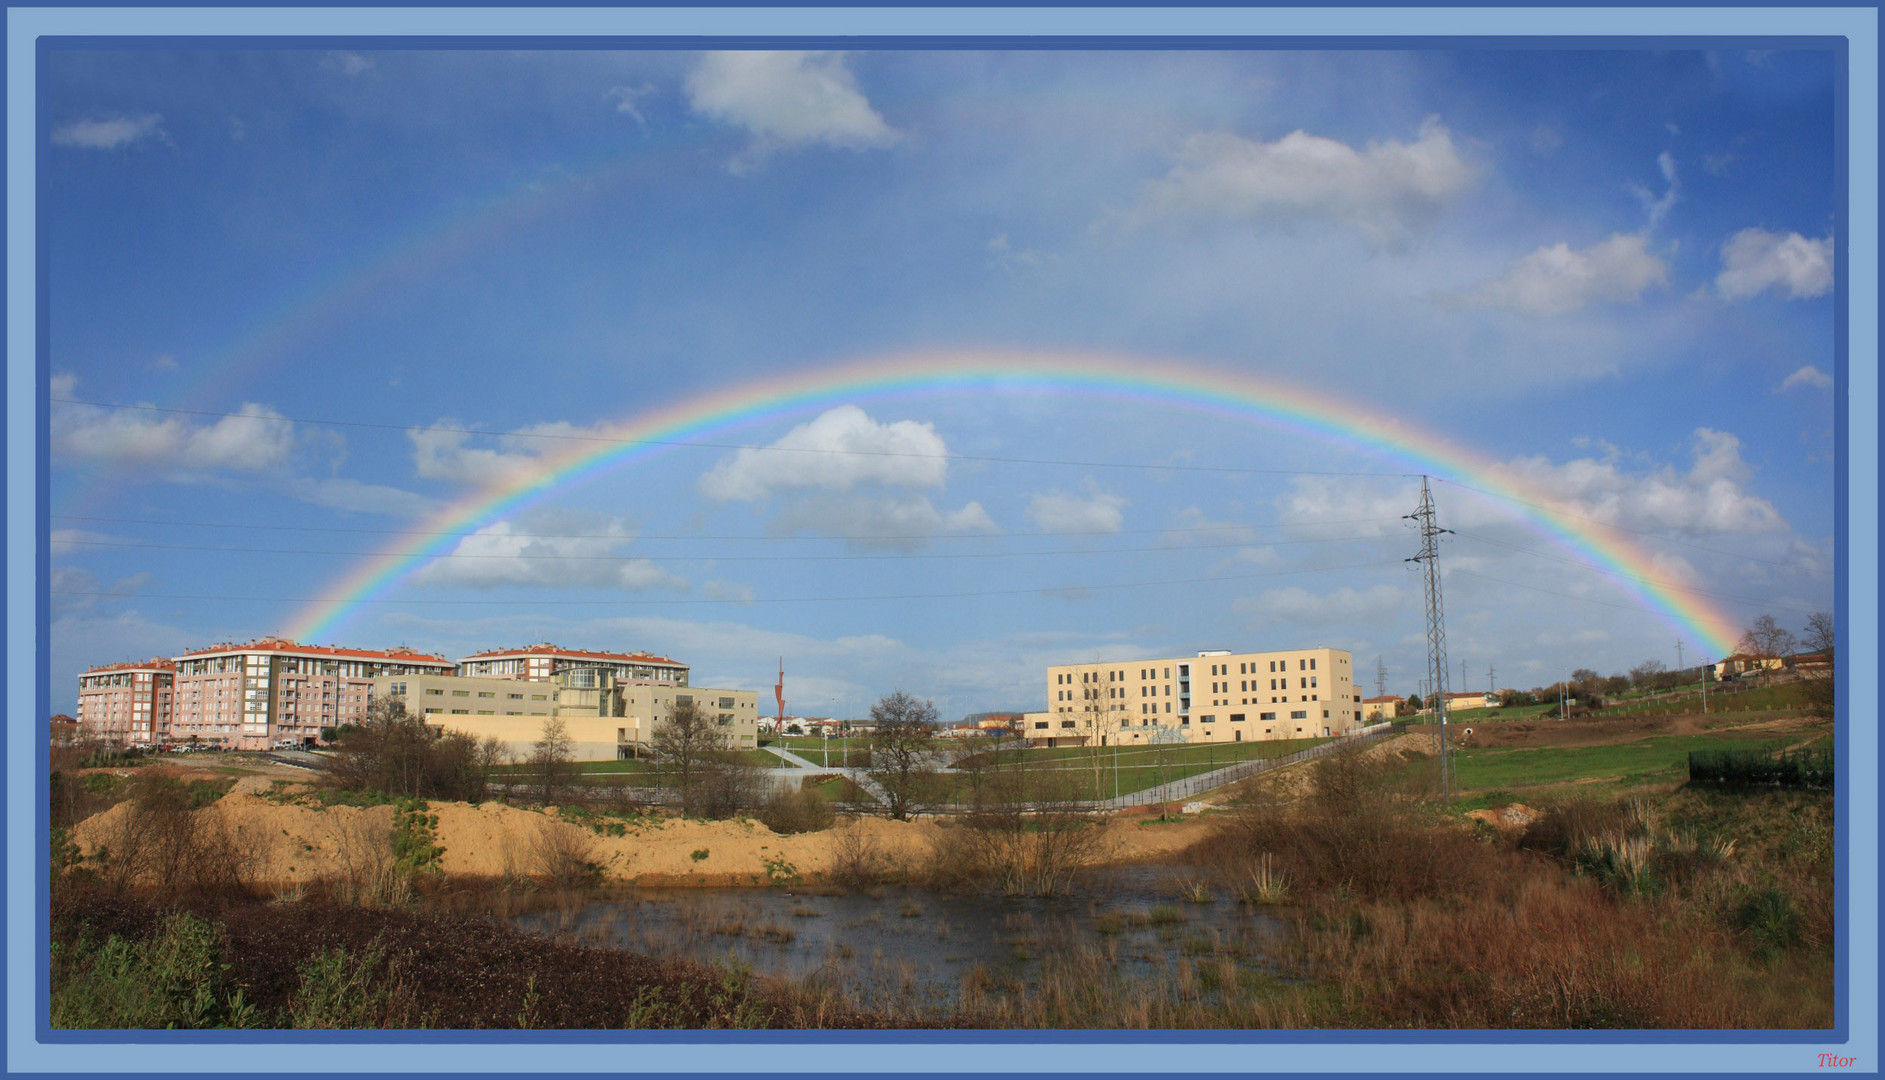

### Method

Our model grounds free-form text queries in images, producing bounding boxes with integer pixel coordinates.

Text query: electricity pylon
[1406,476,1455,799]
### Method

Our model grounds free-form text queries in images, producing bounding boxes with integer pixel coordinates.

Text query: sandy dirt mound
[1464,803,1540,834]
[67,787,1219,889]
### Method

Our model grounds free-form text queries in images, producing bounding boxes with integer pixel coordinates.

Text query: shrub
[759,787,835,835]
[52,911,260,1029]
[288,938,412,1028]
[529,816,602,888]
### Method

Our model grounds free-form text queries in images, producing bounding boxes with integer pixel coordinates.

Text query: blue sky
[45,47,1839,719]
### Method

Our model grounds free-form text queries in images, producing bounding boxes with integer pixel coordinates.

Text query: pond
[511,867,1290,1015]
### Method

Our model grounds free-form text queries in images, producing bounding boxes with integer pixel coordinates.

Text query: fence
[1688,747,1834,790]
[1102,724,1407,809]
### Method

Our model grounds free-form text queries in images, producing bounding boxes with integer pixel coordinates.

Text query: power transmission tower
[1376,656,1388,699]
[1405,476,1455,798]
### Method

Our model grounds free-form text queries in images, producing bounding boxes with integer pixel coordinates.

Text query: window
[1260,712,1276,721]
[1310,659,1317,670]
[477,691,495,698]
[531,694,547,701]
[1290,710,1307,719]
[508,693,524,700]
[1034,721,1049,729]
[1230,714,1245,722]
[450,708,469,715]
[1200,715,1215,723]
[452,690,469,697]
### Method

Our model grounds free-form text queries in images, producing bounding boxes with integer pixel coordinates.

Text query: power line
[53,533,1390,564]
[50,512,1400,544]
[50,556,1407,608]
[1449,567,1820,619]
[51,398,1412,479]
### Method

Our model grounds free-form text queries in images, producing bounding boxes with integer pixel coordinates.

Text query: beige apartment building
[170,639,455,750]
[375,664,757,762]
[1038,647,1361,748]
[75,659,175,746]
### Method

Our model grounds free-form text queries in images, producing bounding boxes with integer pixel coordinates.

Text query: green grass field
[944,737,1330,801]
[1453,730,1814,794]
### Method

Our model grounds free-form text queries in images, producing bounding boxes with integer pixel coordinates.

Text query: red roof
[1362,695,1402,704]
[49,714,76,725]
[458,643,684,667]
[83,658,176,673]
[177,638,451,665]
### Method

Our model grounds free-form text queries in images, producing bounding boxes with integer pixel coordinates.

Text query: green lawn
[948,737,1330,800]
[1453,731,1807,793]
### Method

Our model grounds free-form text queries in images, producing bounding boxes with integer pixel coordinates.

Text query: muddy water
[511,867,1289,1012]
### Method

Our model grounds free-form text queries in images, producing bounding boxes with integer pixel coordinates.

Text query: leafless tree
[1801,610,1835,719]
[530,718,577,805]
[1738,614,1799,685]
[650,697,729,816]
[868,691,939,821]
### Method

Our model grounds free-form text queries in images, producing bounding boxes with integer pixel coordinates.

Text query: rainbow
[280,349,1744,655]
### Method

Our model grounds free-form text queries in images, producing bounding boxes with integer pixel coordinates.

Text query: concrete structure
[457,643,688,685]
[378,667,757,762]
[76,659,175,747]
[1360,695,1402,721]
[171,639,454,750]
[1040,647,1361,748]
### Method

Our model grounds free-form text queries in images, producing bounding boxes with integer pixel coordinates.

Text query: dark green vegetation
[50,891,904,1029]
[1453,732,1808,791]
[1689,747,1834,790]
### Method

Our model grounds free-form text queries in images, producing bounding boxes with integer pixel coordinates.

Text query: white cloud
[1468,233,1668,316]
[284,477,439,518]
[328,51,374,76]
[150,353,178,373]
[1162,506,1256,546]
[409,418,612,488]
[608,83,656,127]
[701,579,756,604]
[409,517,687,592]
[1491,428,1785,535]
[1235,584,1408,625]
[1128,116,1474,240]
[1716,228,1834,300]
[767,494,998,553]
[1780,365,1833,392]
[1028,482,1126,535]
[52,386,294,472]
[700,406,949,502]
[1630,151,1680,230]
[51,114,164,150]
[51,529,115,555]
[685,51,898,170]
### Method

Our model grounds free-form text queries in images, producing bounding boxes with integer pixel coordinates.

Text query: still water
[511,867,1288,1012]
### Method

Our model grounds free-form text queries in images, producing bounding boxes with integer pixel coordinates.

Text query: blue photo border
[7,6,1876,1076]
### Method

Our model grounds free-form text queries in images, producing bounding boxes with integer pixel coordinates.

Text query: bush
[1689,748,1834,790]
[288,939,412,1028]
[759,788,835,835]
[52,911,260,1029]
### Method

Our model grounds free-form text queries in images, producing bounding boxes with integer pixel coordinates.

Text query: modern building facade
[170,638,454,750]
[1360,695,1403,721]
[75,659,175,746]
[1039,647,1361,748]
[377,666,757,761]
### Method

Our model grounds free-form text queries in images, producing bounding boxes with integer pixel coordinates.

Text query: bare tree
[530,718,577,805]
[1737,614,1798,685]
[1628,659,1666,691]
[650,697,729,816]
[868,690,939,821]
[1801,610,1835,719]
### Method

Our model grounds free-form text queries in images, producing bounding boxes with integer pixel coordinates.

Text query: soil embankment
[67,776,1217,888]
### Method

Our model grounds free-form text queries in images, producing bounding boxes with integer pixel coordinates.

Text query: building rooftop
[82,658,177,673]
[1361,695,1402,704]
[459,643,684,666]
[178,638,452,664]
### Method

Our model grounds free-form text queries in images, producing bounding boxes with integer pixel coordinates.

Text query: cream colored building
[373,668,757,762]
[1038,647,1361,748]
[1360,695,1403,721]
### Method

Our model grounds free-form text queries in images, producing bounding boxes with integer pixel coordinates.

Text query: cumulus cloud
[1468,233,1668,316]
[327,51,374,76]
[768,494,998,553]
[1162,506,1256,546]
[52,382,294,472]
[1028,481,1127,535]
[685,51,898,170]
[1716,228,1834,300]
[1491,428,1785,535]
[1128,116,1474,240]
[409,517,687,592]
[1235,584,1408,625]
[51,114,164,150]
[700,406,950,502]
[1780,365,1833,392]
[609,83,656,126]
[409,418,614,488]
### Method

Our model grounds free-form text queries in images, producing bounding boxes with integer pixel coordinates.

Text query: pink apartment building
[169,638,454,750]
[75,659,175,746]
